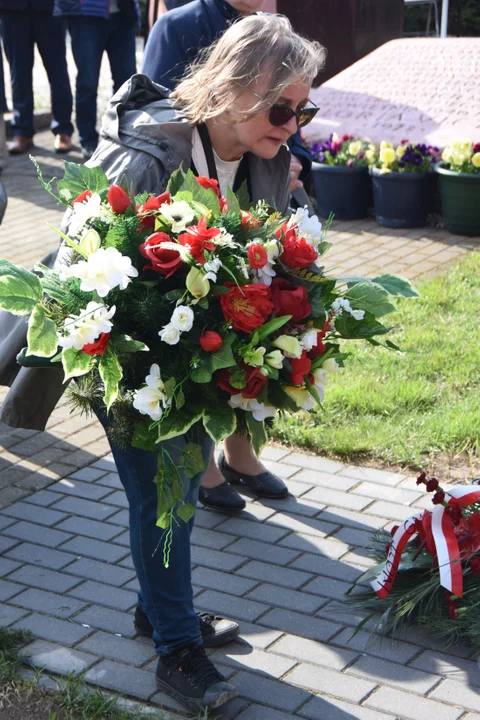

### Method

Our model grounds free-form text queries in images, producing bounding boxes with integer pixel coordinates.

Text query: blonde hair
[172,14,326,124]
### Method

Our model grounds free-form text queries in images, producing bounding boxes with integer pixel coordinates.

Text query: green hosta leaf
[166,166,186,196]
[226,187,241,216]
[191,354,213,384]
[175,390,185,410]
[99,346,123,411]
[245,413,268,457]
[132,422,158,452]
[26,305,58,358]
[157,403,203,442]
[210,334,236,373]
[113,335,149,353]
[177,502,196,523]
[180,442,205,479]
[372,274,420,298]
[57,161,109,201]
[0,261,43,315]
[254,315,291,343]
[345,281,396,318]
[61,347,94,382]
[203,404,237,444]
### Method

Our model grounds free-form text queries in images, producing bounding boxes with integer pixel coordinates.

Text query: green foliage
[157,403,203,442]
[0,260,43,315]
[180,442,205,478]
[104,215,146,257]
[246,413,268,456]
[132,421,158,452]
[61,347,95,381]
[345,280,397,317]
[26,305,58,358]
[405,0,480,35]
[272,252,480,469]
[57,161,109,202]
[99,346,123,410]
[203,403,237,443]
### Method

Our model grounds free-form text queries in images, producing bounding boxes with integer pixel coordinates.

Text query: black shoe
[198,481,246,512]
[156,643,237,712]
[218,451,288,499]
[134,607,240,648]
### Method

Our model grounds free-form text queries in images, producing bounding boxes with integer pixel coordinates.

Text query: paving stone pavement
[0,47,479,720]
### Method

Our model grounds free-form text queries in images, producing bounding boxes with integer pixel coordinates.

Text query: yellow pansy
[348,141,362,156]
[365,149,376,163]
[442,147,453,163]
[396,145,407,159]
[380,141,393,151]
[472,153,480,169]
[379,147,396,165]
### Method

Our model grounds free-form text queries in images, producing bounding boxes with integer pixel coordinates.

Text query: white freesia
[272,335,302,359]
[332,297,364,321]
[252,237,280,285]
[300,328,318,352]
[322,358,340,373]
[158,324,181,345]
[58,302,115,351]
[228,394,277,421]
[264,349,284,369]
[132,364,171,421]
[170,305,194,332]
[288,206,323,245]
[203,256,222,282]
[160,201,195,232]
[68,192,111,237]
[64,247,138,297]
[283,385,316,411]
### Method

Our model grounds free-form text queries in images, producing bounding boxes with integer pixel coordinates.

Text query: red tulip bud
[199,331,223,353]
[108,185,131,214]
[72,189,92,205]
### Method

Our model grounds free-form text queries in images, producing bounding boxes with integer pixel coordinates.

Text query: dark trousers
[68,13,136,150]
[0,11,73,138]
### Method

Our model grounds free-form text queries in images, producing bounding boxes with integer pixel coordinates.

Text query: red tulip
[199,331,223,353]
[108,185,131,214]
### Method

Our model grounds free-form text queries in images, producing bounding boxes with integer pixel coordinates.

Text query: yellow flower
[283,385,315,411]
[452,151,467,166]
[186,267,210,299]
[379,147,396,166]
[451,140,473,157]
[365,149,376,163]
[442,147,453,163]
[472,153,480,169]
[379,167,392,174]
[380,141,393,151]
[396,145,407,159]
[348,141,362,156]
[331,132,340,143]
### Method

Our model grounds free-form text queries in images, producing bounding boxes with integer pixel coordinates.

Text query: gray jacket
[0,74,291,430]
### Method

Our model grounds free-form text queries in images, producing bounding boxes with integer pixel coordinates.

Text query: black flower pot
[312,163,371,220]
[370,168,436,229]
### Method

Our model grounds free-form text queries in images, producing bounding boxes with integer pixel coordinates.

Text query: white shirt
[191,127,242,196]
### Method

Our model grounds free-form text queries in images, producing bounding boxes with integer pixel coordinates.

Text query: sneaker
[134,606,240,647]
[155,643,237,712]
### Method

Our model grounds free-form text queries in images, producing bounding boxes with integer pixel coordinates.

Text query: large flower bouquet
[372,140,438,174]
[440,140,480,173]
[0,159,417,544]
[346,473,480,647]
[309,132,373,168]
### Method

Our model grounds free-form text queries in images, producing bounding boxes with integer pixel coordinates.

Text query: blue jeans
[68,13,136,149]
[0,11,73,138]
[104,426,213,656]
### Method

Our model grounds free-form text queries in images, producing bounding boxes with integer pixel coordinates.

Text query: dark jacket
[53,0,140,23]
[0,74,290,430]
[0,0,53,11]
[142,0,313,179]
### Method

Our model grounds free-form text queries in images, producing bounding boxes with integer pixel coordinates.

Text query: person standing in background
[53,0,139,160]
[0,0,73,155]
[0,33,7,171]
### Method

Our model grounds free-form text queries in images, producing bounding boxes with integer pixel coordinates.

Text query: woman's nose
[283,113,298,135]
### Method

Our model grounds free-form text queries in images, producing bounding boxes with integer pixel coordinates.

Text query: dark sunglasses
[268,101,319,129]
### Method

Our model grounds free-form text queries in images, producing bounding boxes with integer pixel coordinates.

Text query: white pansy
[332,297,364,321]
[228,394,276,422]
[58,301,115,351]
[65,246,138,297]
[158,324,181,345]
[203,256,222,282]
[170,305,194,332]
[68,193,111,237]
[159,201,195,232]
[287,206,323,245]
[132,364,171,421]
[300,328,318,352]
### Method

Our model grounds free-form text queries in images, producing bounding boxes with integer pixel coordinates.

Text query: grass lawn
[272,251,480,476]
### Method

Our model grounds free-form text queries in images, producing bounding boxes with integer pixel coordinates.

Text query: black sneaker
[156,643,237,712]
[134,606,240,647]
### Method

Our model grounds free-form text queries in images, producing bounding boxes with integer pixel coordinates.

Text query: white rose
[170,305,194,332]
[159,324,181,345]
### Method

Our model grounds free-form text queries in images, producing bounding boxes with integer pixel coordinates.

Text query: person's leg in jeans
[1,12,35,140]
[105,12,137,95]
[68,15,106,152]
[34,12,74,140]
[106,432,211,655]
